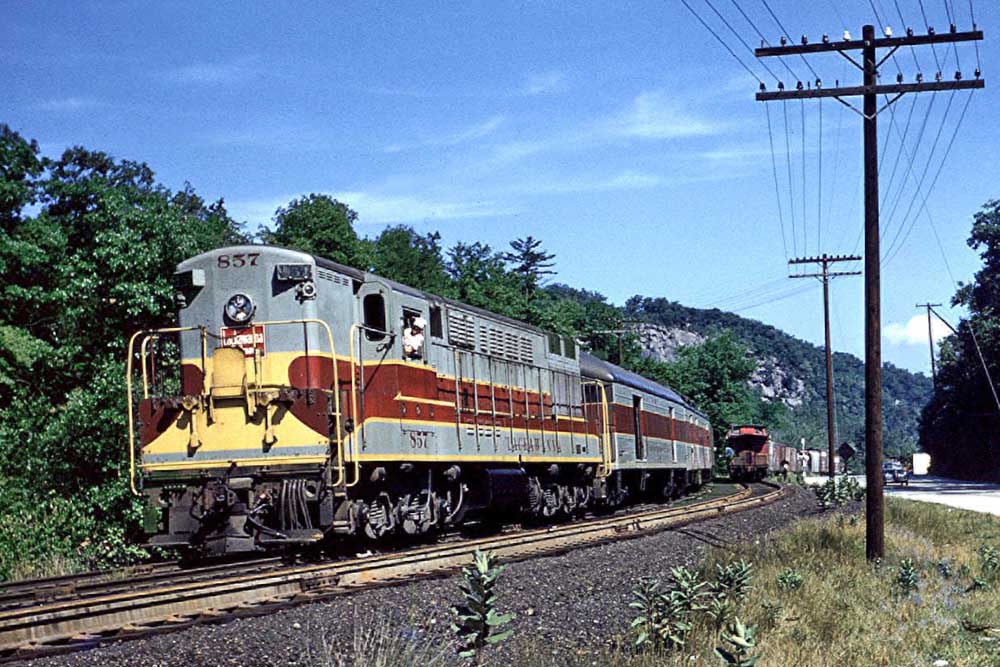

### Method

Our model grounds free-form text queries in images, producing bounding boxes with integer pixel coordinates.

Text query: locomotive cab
[130,246,351,555]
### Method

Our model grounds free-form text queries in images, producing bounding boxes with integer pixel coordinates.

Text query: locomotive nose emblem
[225,293,256,324]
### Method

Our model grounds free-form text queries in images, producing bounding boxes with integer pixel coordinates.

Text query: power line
[728,0,800,80]
[703,0,783,81]
[876,90,942,249]
[759,0,820,80]
[942,0,962,71]
[969,0,981,71]
[817,98,823,254]
[755,20,985,562]
[801,98,807,253]
[917,0,944,73]
[882,89,959,261]
[883,90,975,265]
[679,0,765,84]
[782,99,798,256]
[730,283,820,313]
[892,0,923,71]
[765,103,789,261]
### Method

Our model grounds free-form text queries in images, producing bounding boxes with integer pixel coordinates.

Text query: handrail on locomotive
[126,318,345,497]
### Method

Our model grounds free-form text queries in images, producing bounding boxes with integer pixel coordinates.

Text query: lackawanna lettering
[220,325,266,358]
[507,437,563,454]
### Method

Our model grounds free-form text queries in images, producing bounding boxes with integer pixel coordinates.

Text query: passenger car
[882,461,909,485]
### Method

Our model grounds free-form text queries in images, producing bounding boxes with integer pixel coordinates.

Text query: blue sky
[4,1,997,375]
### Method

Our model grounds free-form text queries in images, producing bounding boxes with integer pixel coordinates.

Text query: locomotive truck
[128,245,714,556]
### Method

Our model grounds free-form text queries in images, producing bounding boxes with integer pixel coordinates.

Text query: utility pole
[916,303,943,385]
[790,254,861,478]
[755,24,984,561]
[593,319,641,365]
[927,305,1000,413]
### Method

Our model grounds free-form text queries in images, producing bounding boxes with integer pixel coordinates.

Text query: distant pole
[916,303,942,386]
[789,254,861,478]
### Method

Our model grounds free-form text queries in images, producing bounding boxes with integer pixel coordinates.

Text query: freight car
[727,425,805,480]
[128,245,714,556]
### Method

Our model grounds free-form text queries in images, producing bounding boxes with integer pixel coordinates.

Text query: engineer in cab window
[402,316,425,360]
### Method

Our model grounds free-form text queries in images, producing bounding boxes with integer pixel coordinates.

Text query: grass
[341,498,1000,666]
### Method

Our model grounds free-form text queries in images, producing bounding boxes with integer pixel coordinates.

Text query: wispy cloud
[523,71,566,96]
[384,115,505,153]
[35,96,104,112]
[513,169,663,195]
[227,190,515,228]
[607,91,720,139]
[885,315,951,346]
[164,57,258,85]
[335,190,515,223]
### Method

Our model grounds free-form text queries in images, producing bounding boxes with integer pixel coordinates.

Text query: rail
[0,482,789,660]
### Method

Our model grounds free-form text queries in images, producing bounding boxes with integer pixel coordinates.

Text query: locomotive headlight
[225,293,255,324]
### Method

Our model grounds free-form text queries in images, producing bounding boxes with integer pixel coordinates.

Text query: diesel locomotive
[128,245,714,556]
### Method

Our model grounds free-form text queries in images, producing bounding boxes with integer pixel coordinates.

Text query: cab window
[363,294,387,341]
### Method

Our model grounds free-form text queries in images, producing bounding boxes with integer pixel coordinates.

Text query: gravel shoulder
[27,485,822,667]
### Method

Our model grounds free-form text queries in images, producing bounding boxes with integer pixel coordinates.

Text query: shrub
[896,558,919,597]
[712,560,753,603]
[714,618,760,666]
[776,568,804,592]
[451,550,515,664]
[630,567,708,651]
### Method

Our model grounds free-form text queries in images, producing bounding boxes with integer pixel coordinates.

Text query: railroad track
[0,482,789,662]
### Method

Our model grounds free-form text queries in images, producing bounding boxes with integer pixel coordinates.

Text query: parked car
[882,461,909,486]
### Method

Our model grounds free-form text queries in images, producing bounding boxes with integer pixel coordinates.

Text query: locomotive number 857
[128,245,714,556]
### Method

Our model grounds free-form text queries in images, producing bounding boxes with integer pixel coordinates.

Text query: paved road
[884,476,1000,516]
[803,475,1000,515]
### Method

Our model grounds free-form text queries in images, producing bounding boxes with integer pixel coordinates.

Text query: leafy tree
[0,131,246,578]
[447,241,522,318]
[0,125,43,228]
[503,236,555,312]
[920,200,1000,477]
[259,194,369,268]
[371,225,452,295]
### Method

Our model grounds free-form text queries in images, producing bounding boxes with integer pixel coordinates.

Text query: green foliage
[896,558,920,597]
[979,545,1000,582]
[776,568,804,592]
[630,331,763,451]
[259,193,368,268]
[626,296,932,461]
[814,476,863,510]
[371,225,453,296]
[920,200,1000,478]
[447,241,523,319]
[714,618,759,667]
[712,560,754,603]
[937,559,955,579]
[503,236,554,297]
[630,567,710,652]
[0,125,246,579]
[450,550,515,663]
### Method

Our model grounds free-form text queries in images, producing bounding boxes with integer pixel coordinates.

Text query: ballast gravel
[27,486,823,667]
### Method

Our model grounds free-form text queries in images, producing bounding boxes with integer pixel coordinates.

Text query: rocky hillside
[625,296,932,458]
